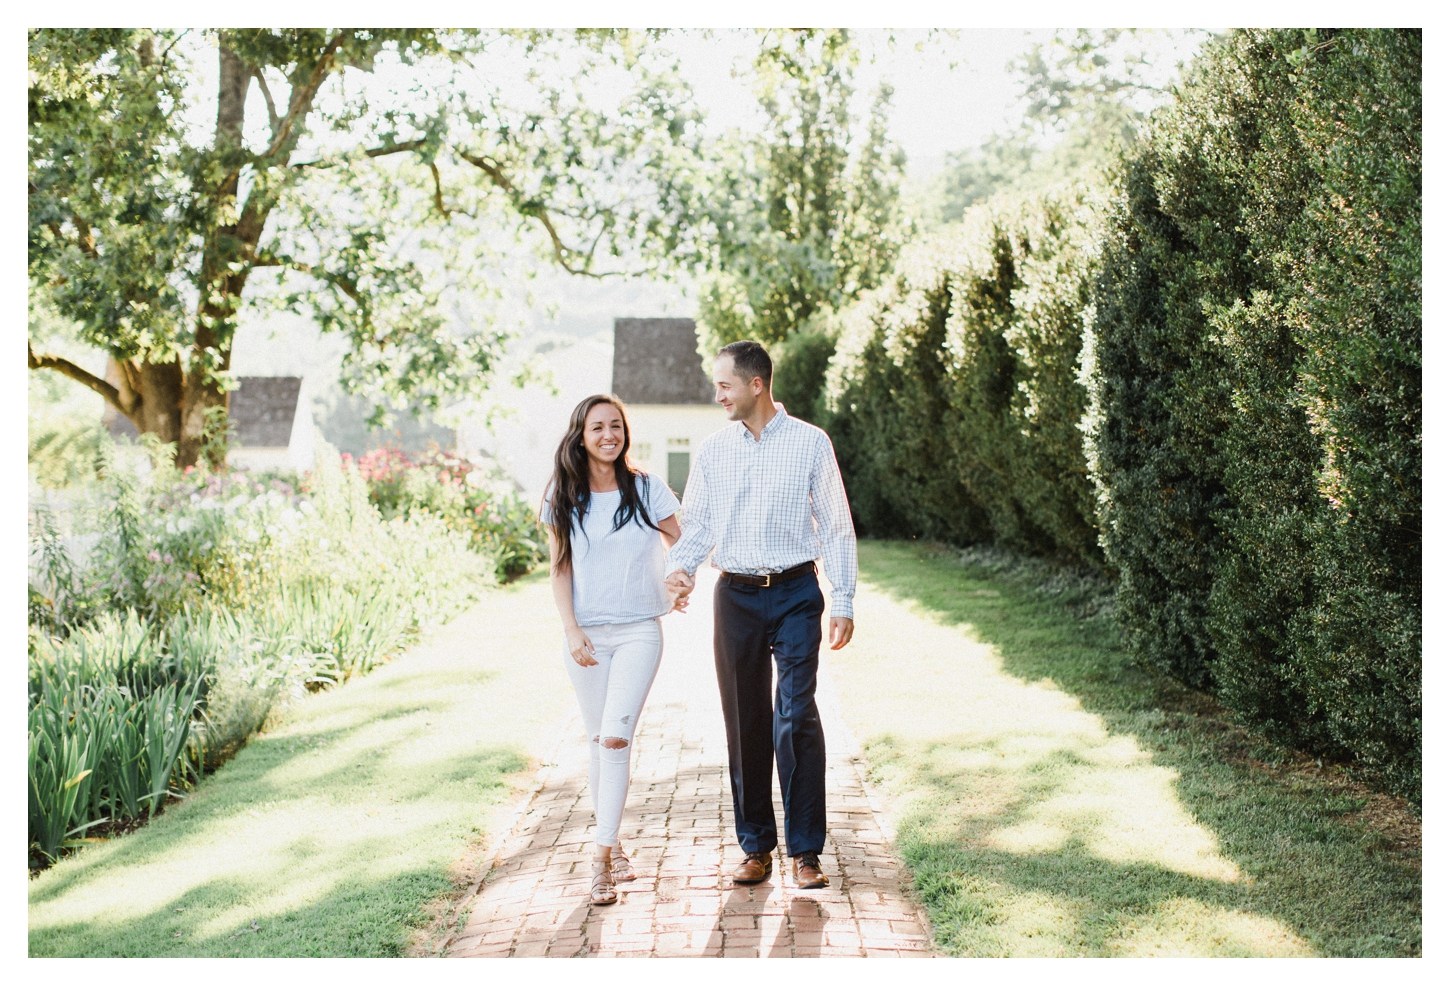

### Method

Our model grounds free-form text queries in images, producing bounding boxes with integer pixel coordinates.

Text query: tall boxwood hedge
[825,183,1103,565]
[823,28,1419,800]
[1086,28,1420,798]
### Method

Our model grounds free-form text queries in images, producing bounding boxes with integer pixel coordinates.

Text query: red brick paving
[446,573,934,959]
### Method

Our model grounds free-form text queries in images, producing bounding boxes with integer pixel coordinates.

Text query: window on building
[667,438,690,496]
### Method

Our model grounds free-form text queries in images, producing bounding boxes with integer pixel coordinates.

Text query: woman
[540,394,682,905]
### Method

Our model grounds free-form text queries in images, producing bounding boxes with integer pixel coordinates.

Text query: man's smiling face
[713,355,761,422]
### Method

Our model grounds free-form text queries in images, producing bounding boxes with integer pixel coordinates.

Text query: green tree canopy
[29,28,706,464]
[694,29,909,357]
[928,29,1210,226]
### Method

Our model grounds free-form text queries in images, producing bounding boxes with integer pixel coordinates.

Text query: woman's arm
[546,525,597,666]
[657,513,681,549]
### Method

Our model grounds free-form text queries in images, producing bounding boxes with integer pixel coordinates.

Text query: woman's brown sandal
[610,846,636,883]
[589,856,618,905]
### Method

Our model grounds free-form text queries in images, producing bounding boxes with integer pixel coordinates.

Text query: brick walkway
[445,572,934,958]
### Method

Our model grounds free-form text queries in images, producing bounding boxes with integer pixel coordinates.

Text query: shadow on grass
[29,646,534,956]
[850,540,1420,957]
[28,736,530,957]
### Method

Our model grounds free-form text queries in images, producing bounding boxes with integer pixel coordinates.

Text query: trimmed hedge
[825,183,1102,565]
[1088,28,1420,798]
[824,29,1420,800]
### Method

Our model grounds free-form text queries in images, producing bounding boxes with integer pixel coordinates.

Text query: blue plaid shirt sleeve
[812,433,858,620]
[666,445,715,577]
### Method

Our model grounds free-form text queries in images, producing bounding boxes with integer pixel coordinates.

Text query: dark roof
[610,318,714,405]
[231,377,302,446]
[103,376,304,446]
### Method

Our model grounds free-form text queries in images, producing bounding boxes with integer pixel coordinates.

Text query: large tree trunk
[104,357,185,442]
[177,43,253,468]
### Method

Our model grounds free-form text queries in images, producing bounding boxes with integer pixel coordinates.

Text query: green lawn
[828,540,1421,957]
[28,571,572,958]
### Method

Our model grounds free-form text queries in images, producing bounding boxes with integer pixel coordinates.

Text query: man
[664,340,857,890]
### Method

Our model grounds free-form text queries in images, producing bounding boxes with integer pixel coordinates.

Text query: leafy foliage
[28,29,708,461]
[695,30,908,364]
[825,28,1420,800]
[1085,29,1420,798]
[925,30,1208,227]
[345,443,546,580]
[825,182,1103,566]
[27,445,493,865]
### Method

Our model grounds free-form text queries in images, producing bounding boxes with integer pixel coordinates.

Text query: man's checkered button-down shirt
[665,406,858,620]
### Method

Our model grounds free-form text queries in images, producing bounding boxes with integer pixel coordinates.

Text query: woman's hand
[665,570,694,613]
[566,626,597,666]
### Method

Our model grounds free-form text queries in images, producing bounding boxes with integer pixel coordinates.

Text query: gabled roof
[103,376,305,446]
[231,377,303,446]
[610,318,714,405]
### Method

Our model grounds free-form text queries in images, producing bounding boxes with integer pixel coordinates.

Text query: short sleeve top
[539,473,681,626]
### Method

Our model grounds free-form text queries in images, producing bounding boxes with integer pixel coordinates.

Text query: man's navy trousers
[712,570,827,857]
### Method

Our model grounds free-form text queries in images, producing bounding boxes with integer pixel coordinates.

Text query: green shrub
[825,254,985,542]
[1085,29,1420,798]
[346,443,546,580]
[823,28,1419,800]
[824,182,1104,565]
[770,320,838,425]
[28,419,110,489]
[27,444,494,863]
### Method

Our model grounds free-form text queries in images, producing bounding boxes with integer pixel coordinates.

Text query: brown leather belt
[719,561,816,588]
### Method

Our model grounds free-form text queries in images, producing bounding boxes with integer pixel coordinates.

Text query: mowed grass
[827,540,1420,957]
[28,571,573,957]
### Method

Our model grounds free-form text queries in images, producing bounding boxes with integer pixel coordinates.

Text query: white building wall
[452,333,736,507]
[625,404,729,498]
[454,334,615,508]
[286,377,316,472]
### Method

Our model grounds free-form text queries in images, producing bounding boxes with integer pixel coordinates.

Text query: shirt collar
[739,402,789,442]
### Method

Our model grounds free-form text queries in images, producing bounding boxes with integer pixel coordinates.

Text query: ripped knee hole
[600,736,629,750]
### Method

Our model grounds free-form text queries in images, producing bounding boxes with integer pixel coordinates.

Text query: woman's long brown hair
[546,394,661,574]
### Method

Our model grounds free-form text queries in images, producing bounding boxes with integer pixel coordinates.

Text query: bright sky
[208,29,1208,387]
[180,28,1092,180]
[665,28,1060,178]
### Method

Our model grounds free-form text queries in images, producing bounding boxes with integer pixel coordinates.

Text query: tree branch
[259,31,348,163]
[457,149,611,278]
[428,162,451,218]
[29,343,138,417]
[252,67,282,138]
[253,255,363,304]
[290,138,429,171]
[71,215,98,258]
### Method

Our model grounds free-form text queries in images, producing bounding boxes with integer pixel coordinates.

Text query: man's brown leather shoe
[732,851,772,884]
[792,851,829,889]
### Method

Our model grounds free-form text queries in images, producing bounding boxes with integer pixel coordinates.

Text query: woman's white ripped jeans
[563,618,663,847]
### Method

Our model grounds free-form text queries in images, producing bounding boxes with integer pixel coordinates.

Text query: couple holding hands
[540,340,858,905]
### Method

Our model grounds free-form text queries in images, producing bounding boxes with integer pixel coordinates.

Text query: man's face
[713,356,760,422]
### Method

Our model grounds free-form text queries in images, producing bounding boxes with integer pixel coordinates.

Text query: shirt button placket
[752,436,762,570]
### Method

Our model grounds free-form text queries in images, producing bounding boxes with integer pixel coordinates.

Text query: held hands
[664,570,695,613]
[565,626,597,666]
[828,617,855,650]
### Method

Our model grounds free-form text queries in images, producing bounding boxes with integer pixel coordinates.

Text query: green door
[667,451,690,497]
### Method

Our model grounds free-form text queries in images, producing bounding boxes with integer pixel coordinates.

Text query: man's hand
[665,570,695,613]
[828,617,854,650]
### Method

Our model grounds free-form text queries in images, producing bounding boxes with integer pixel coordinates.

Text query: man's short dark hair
[717,340,773,387]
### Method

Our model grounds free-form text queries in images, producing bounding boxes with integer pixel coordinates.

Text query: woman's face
[582,402,626,467]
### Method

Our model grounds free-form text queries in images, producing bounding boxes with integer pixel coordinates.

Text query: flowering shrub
[342,443,545,580]
[27,446,491,865]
